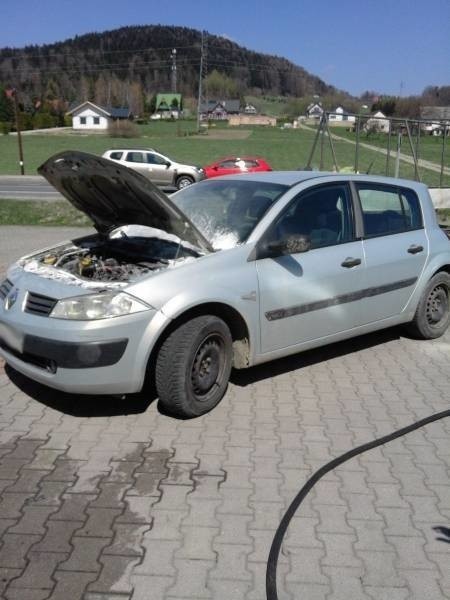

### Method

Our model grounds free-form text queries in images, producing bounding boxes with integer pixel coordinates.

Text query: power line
[0,43,201,60]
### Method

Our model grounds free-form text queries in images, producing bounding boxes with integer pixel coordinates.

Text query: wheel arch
[143,302,251,391]
[176,173,194,186]
[432,264,450,277]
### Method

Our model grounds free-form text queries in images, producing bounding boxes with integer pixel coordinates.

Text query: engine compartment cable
[266,408,450,600]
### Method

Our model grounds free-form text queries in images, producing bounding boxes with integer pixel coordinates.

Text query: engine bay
[23,229,200,284]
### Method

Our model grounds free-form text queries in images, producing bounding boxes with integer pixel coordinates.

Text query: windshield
[172,179,288,250]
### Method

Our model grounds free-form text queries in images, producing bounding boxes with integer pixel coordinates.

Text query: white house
[328,106,356,122]
[365,110,391,133]
[67,101,132,130]
[306,102,324,119]
[243,103,257,114]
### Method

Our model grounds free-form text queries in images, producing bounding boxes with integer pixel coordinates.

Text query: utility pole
[7,88,25,175]
[171,48,177,93]
[196,31,208,132]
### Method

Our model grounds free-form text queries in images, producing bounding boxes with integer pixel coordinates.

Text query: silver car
[102,148,205,189]
[1,151,449,417]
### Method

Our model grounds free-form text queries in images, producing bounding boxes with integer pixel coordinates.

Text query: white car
[102,148,205,189]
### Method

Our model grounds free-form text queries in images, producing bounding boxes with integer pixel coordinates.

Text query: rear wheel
[406,272,450,339]
[176,175,194,189]
[155,315,232,418]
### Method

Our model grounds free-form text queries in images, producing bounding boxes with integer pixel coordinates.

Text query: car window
[173,179,288,249]
[271,184,354,249]
[219,160,238,169]
[356,183,423,237]
[109,151,123,160]
[146,153,168,165]
[125,152,145,163]
[244,160,259,168]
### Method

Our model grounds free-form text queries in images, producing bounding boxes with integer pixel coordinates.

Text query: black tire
[406,272,450,339]
[176,175,194,189]
[155,315,233,418]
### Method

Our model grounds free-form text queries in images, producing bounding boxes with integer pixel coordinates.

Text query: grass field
[1,197,449,228]
[0,199,91,226]
[329,127,449,185]
[0,121,448,187]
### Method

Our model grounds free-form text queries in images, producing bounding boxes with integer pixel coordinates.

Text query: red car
[203,156,272,178]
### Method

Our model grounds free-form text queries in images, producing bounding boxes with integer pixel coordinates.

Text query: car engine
[23,231,200,284]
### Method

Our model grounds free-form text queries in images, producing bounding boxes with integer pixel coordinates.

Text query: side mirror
[258,234,311,259]
[165,161,171,168]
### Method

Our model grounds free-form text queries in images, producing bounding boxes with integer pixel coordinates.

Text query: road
[0,176,176,201]
[0,227,449,599]
[0,176,63,201]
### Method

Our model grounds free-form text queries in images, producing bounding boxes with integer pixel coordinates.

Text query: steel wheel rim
[190,333,226,401]
[426,284,449,327]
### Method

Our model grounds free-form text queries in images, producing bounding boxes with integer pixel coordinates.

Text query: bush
[33,112,59,129]
[108,120,140,138]
[0,121,12,134]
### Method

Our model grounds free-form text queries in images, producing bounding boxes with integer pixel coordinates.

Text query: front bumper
[0,292,163,394]
[0,332,128,371]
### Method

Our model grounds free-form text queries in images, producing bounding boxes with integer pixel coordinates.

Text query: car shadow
[230,327,402,387]
[5,364,156,418]
[5,327,402,418]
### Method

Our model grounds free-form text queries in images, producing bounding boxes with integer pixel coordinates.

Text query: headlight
[49,291,152,320]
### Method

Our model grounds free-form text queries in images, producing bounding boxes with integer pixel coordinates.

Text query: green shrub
[33,112,59,129]
[0,121,12,134]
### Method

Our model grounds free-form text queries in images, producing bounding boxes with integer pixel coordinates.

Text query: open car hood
[38,151,213,253]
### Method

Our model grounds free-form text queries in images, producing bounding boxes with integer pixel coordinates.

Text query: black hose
[266,408,450,600]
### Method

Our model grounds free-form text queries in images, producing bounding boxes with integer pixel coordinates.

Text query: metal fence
[304,112,449,188]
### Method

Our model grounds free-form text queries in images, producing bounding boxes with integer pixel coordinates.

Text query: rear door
[355,182,428,324]
[124,151,151,179]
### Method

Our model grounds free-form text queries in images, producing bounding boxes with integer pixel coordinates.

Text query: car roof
[208,170,429,191]
[105,148,157,153]
[213,155,266,161]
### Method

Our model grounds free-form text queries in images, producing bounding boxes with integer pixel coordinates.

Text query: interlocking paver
[0,232,449,599]
[0,533,41,569]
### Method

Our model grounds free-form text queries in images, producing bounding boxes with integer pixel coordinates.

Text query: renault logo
[4,288,18,310]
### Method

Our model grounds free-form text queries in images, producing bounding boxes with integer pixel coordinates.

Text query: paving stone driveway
[0,227,449,599]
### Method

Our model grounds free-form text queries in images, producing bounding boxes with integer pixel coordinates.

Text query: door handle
[408,244,424,254]
[341,257,361,268]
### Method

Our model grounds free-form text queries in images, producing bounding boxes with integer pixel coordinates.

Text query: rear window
[356,183,423,237]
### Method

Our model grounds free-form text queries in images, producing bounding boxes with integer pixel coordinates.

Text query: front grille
[25,292,58,317]
[0,279,13,300]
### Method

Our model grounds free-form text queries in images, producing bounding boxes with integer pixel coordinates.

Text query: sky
[1,0,449,97]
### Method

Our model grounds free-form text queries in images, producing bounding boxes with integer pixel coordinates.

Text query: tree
[0,86,14,122]
[372,97,396,116]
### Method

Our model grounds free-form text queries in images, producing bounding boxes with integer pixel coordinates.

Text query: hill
[0,25,341,113]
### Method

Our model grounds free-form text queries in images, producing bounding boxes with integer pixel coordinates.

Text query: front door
[257,183,365,354]
[145,152,173,186]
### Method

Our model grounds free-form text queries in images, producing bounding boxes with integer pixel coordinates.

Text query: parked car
[1,150,449,418]
[203,156,272,178]
[102,148,205,189]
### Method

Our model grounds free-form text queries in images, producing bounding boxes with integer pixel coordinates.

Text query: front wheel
[406,272,450,339]
[176,175,194,189]
[155,315,233,418]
